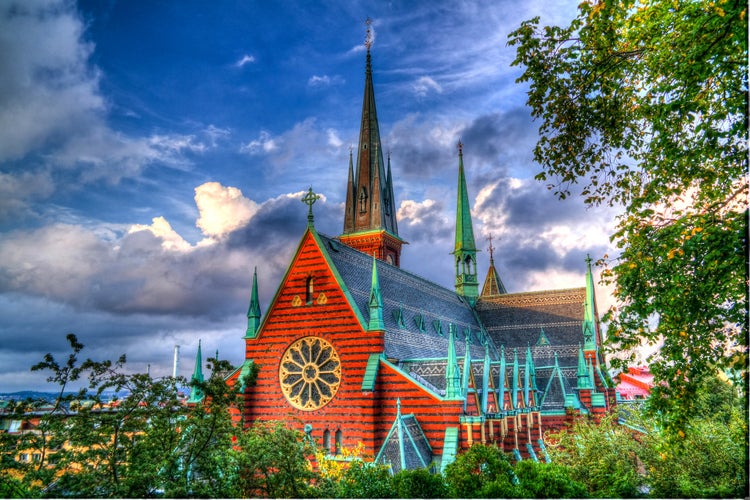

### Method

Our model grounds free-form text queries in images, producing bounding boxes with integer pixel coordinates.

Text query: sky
[0,0,622,393]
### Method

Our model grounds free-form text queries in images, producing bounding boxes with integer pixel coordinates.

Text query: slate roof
[318,232,591,411]
[375,409,433,473]
[476,289,587,392]
[321,234,485,361]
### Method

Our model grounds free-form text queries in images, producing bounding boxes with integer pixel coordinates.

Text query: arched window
[306,276,314,305]
[335,429,343,455]
[323,429,331,452]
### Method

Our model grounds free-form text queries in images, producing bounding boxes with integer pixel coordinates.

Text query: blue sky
[0,0,621,392]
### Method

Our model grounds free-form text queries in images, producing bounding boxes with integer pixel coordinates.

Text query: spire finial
[365,17,374,50]
[487,234,495,263]
[585,253,593,266]
[302,187,320,227]
[457,139,463,156]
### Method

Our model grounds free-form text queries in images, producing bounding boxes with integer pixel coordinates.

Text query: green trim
[440,427,459,473]
[361,354,381,391]
[238,360,255,393]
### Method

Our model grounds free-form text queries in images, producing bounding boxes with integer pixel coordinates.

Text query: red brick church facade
[225,40,616,472]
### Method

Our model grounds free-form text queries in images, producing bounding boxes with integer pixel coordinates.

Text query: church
[224,39,616,473]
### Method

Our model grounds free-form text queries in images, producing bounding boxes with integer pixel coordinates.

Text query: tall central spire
[340,20,404,266]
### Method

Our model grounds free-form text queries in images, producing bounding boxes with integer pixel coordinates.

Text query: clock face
[279,336,341,411]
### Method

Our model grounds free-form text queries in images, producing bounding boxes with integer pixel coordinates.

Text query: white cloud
[309,75,331,86]
[327,129,343,148]
[240,130,277,154]
[412,76,443,97]
[194,182,259,238]
[129,216,192,252]
[235,54,256,67]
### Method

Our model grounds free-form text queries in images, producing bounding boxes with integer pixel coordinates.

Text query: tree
[392,467,448,498]
[443,443,518,498]
[512,460,588,498]
[235,420,316,498]
[547,413,648,497]
[508,0,748,428]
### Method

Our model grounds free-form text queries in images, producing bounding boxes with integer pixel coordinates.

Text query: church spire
[582,254,598,350]
[245,267,261,339]
[188,340,205,403]
[453,141,479,304]
[480,234,507,297]
[339,19,404,266]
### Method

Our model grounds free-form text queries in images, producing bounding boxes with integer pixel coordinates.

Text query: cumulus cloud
[129,216,192,252]
[194,182,259,239]
[0,183,321,319]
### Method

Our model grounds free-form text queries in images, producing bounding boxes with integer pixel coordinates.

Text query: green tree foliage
[512,460,588,498]
[392,467,448,498]
[235,420,316,498]
[509,0,748,428]
[547,413,647,497]
[333,460,395,499]
[443,443,517,498]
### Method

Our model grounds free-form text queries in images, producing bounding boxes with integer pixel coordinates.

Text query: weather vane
[365,17,373,50]
[487,234,496,262]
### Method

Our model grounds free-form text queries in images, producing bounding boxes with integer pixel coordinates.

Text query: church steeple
[453,141,479,304]
[245,267,261,339]
[339,20,404,267]
[188,340,205,403]
[582,254,598,351]
[480,235,507,297]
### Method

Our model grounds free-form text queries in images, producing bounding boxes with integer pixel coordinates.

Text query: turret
[367,255,385,331]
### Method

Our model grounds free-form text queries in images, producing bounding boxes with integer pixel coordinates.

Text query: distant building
[225,37,616,472]
[616,366,653,401]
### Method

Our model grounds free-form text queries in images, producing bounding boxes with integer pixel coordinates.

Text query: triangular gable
[375,408,432,473]
[252,227,369,339]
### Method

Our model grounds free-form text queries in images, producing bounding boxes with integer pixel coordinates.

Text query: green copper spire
[582,254,598,350]
[576,345,592,390]
[245,267,261,339]
[523,346,531,407]
[368,255,385,331]
[188,340,205,403]
[445,324,461,399]
[453,141,479,305]
[497,345,506,411]
[481,342,490,414]
[511,348,519,409]
[461,332,471,412]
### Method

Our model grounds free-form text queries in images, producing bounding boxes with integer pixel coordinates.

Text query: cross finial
[487,234,495,262]
[585,253,593,266]
[365,17,374,50]
[457,139,463,156]
[302,187,320,226]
